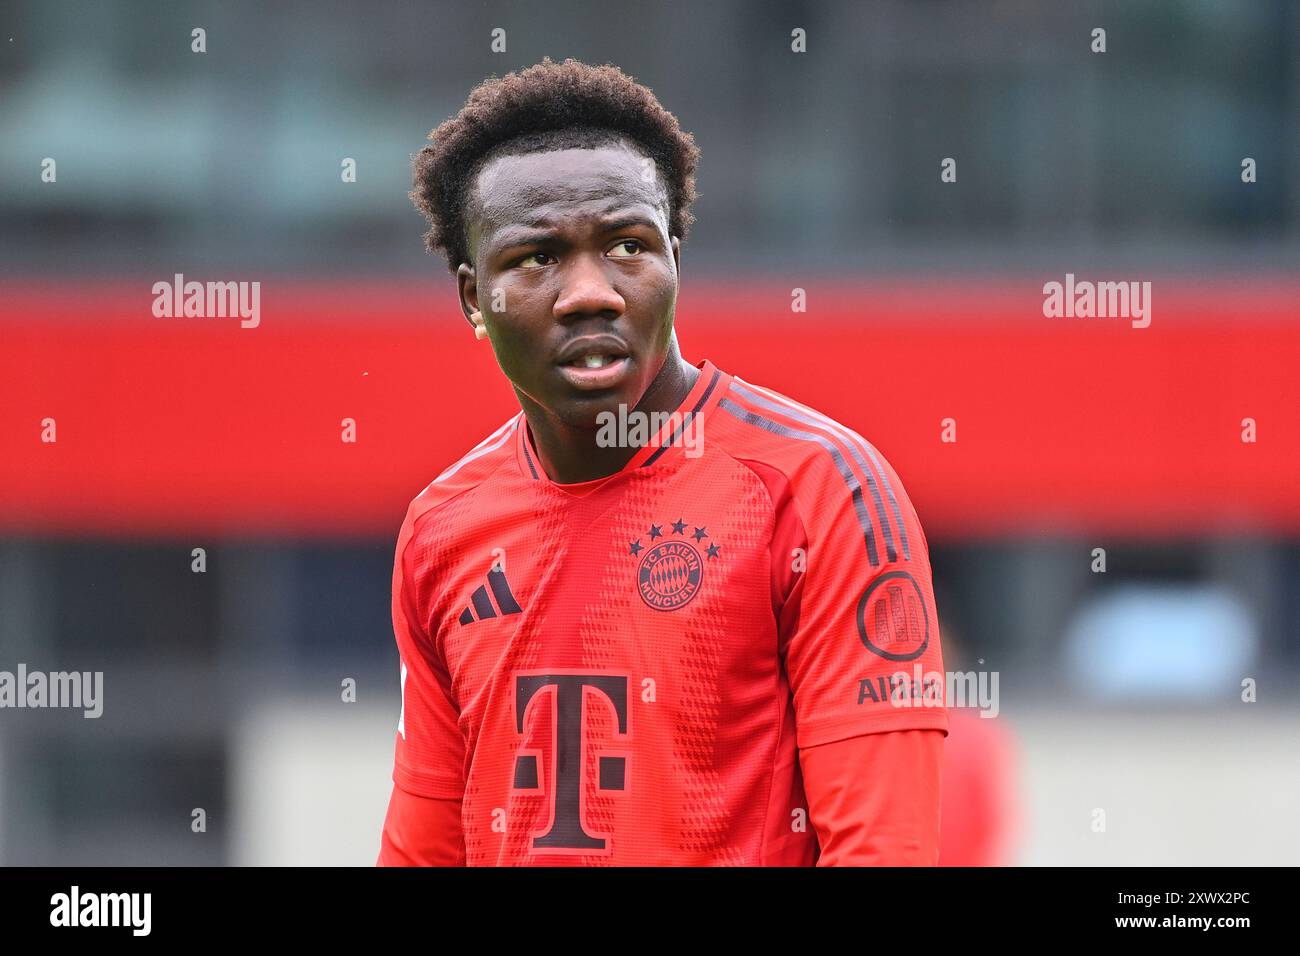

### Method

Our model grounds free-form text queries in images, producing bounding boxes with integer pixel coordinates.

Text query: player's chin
[549,389,634,433]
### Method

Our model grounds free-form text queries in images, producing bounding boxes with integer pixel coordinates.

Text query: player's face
[458,143,682,429]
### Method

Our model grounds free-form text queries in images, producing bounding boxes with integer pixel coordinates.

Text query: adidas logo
[457,566,523,625]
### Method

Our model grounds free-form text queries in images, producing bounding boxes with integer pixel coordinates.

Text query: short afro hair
[410,57,700,274]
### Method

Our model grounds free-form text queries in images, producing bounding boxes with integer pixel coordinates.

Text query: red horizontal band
[2,279,1295,537]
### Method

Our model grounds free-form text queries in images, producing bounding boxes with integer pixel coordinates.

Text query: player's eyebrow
[594,212,661,234]
[489,209,661,251]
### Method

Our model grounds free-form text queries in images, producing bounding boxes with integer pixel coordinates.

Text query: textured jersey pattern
[389,359,948,865]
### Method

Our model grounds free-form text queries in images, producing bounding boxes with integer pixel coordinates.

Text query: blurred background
[1,0,1297,865]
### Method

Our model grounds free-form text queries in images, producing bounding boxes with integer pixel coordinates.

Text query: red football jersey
[387,358,948,865]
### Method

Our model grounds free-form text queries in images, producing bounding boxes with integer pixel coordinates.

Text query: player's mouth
[555,335,632,390]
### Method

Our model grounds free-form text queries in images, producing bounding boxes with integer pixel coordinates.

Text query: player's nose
[552,252,625,322]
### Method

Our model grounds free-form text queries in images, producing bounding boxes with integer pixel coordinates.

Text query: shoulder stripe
[433,414,521,485]
[733,378,910,561]
[642,368,722,468]
[719,396,881,566]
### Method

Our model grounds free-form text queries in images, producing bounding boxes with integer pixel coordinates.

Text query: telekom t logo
[513,671,630,854]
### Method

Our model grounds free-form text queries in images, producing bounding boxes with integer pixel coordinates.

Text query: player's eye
[607,239,644,258]
[516,251,554,269]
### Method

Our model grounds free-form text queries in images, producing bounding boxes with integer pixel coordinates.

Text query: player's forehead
[471,144,668,248]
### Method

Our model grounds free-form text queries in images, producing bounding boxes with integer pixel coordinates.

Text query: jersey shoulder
[711,374,891,491]
[710,373,921,564]
[401,412,523,535]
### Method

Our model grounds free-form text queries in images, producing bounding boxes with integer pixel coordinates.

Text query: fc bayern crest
[628,518,720,611]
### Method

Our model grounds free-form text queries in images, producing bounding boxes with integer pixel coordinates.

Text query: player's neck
[522,349,700,484]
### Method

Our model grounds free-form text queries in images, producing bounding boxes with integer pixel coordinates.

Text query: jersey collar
[516,358,728,488]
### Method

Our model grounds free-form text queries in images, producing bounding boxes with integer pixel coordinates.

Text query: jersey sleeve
[390,502,467,799]
[798,729,944,865]
[774,439,949,749]
[376,786,465,866]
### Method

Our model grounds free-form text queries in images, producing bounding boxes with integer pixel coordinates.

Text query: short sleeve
[390,505,467,799]
[774,442,949,750]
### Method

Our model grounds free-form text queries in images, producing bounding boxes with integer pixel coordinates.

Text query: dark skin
[456,142,699,484]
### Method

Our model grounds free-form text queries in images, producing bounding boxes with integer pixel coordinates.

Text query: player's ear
[670,236,681,278]
[456,261,479,330]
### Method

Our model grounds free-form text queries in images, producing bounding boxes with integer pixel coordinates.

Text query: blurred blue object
[1064,585,1257,701]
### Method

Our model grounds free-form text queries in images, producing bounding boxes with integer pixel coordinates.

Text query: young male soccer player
[378,58,948,866]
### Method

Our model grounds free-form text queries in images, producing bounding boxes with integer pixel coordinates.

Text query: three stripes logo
[457,565,524,625]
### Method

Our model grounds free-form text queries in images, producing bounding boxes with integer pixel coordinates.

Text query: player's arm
[765,427,949,866]
[376,504,468,866]
[377,786,465,866]
[798,729,944,866]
